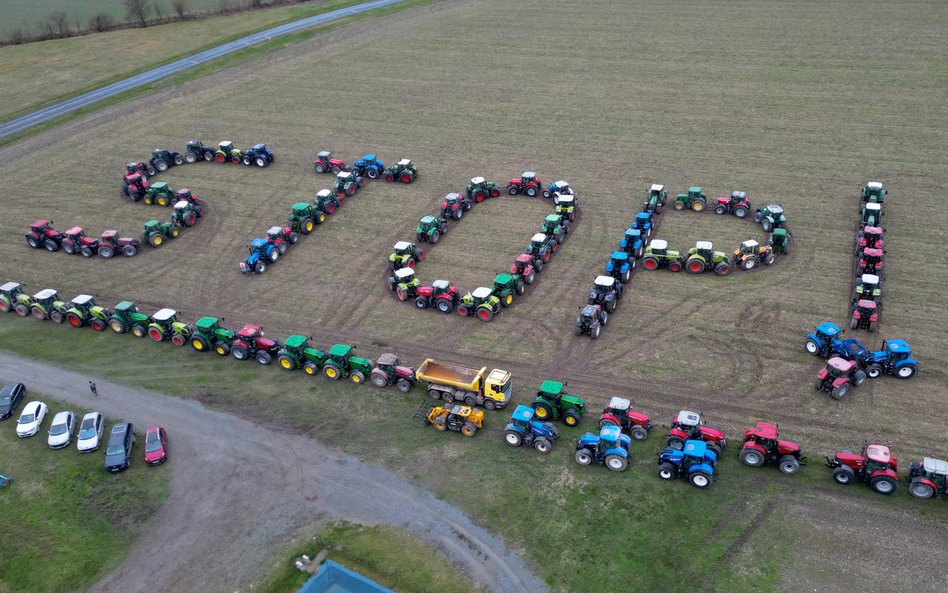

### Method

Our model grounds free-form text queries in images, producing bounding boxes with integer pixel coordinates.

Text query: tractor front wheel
[740,448,765,467]
[658,462,677,480]
[630,426,648,441]
[714,205,727,215]
[501,293,513,307]
[606,454,628,472]
[870,476,898,495]
[508,186,518,195]
[434,417,448,431]
[122,245,137,257]
[832,465,855,485]
[131,324,146,337]
[396,379,413,393]
[461,422,477,437]
[457,305,470,317]
[436,299,454,314]
[674,200,685,210]
[533,437,553,453]
[215,342,230,356]
[574,448,594,466]
[778,455,801,475]
[303,362,318,376]
[366,168,379,179]
[415,296,429,309]
[232,346,249,361]
[256,351,272,365]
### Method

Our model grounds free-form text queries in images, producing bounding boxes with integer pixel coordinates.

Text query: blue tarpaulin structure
[297,560,395,593]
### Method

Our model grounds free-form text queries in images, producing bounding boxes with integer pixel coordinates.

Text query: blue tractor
[631,211,654,240]
[804,322,845,358]
[239,238,279,274]
[619,228,645,259]
[657,439,717,489]
[574,425,631,472]
[861,339,917,379]
[503,405,559,453]
[351,153,385,179]
[241,143,274,168]
[606,251,633,283]
[543,180,573,200]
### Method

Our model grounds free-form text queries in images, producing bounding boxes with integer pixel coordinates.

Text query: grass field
[0,394,169,593]
[0,0,947,591]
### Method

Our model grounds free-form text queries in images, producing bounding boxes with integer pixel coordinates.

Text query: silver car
[48,410,76,449]
[76,412,105,452]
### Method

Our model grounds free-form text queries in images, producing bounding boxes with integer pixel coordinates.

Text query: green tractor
[146,308,192,345]
[491,273,524,307]
[643,184,668,213]
[64,294,110,331]
[465,176,500,202]
[322,344,372,384]
[171,200,202,227]
[288,202,324,235]
[28,288,67,322]
[314,189,340,216]
[277,335,328,375]
[389,241,425,270]
[769,227,791,255]
[107,301,152,336]
[860,202,883,227]
[685,241,732,276]
[416,215,449,244]
[532,380,585,427]
[754,204,786,232]
[141,219,180,247]
[384,158,419,183]
[190,316,236,355]
[674,186,707,212]
[144,181,175,207]
[540,214,566,244]
[458,287,502,321]
[0,282,27,314]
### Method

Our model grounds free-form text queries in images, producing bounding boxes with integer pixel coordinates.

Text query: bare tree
[124,0,152,27]
[6,27,27,44]
[153,0,164,21]
[171,0,189,19]
[47,11,71,37]
[89,12,115,32]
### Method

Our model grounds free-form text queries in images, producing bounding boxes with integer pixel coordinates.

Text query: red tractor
[907,457,948,499]
[506,171,543,197]
[713,190,752,218]
[856,225,884,251]
[815,357,866,400]
[25,220,63,251]
[266,225,299,255]
[313,150,348,174]
[826,444,899,495]
[857,247,884,275]
[231,324,281,365]
[665,410,726,453]
[125,161,149,178]
[739,422,804,474]
[598,396,653,441]
[61,227,100,257]
[370,353,417,392]
[850,299,879,331]
[440,192,471,220]
[414,279,460,314]
[121,172,150,201]
[510,254,538,285]
[98,230,139,258]
[174,188,204,209]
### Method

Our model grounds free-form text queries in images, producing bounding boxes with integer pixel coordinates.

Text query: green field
[0,394,169,593]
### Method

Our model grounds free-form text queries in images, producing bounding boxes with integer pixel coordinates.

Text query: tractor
[643,184,667,213]
[107,301,151,335]
[465,176,500,202]
[215,141,242,163]
[121,172,150,201]
[333,170,364,199]
[314,189,340,216]
[539,214,566,244]
[588,275,622,312]
[532,380,585,427]
[860,181,886,203]
[458,287,501,321]
[416,215,449,244]
[657,440,717,488]
[441,192,471,220]
[805,321,846,357]
[63,294,110,331]
[754,204,786,232]
[141,219,179,247]
[685,241,732,275]
[415,401,484,437]
[576,304,608,339]
[907,457,948,499]
[370,353,416,392]
[860,202,883,227]
[641,240,683,272]
[826,444,899,495]
[313,150,347,174]
[277,336,328,375]
[665,410,726,453]
[173,188,204,209]
[856,225,884,251]
[266,226,298,255]
[322,344,372,383]
[619,228,645,259]
[555,194,577,221]
[143,181,175,206]
[630,210,654,239]
[414,279,460,313]
[507,171,543,197]
[739,422,804,474]
[503,405,559,453]
[61,227,99,257]
[384,158,418,183]
[815,357,866,400]
[171,201,202,228]
[860,339,917,379]
[126,161,149,177]
[768,228,791,255]
[147,148,183,175]
[351,154,384,179]
[525,233,556,269]
[241,143,274,167]
[852,273,881,304]
[26,289,65,321]
[25,220,63,252]
[189,317,236,355]
[289,202,324,235]
[856,247,884,275]
[575,425,630,471]
[674,186,707,211]
[146,308,192,345]
[183,140,216,163]
[231,324,281,364]
[543,180,573,200]
[491,273,524,307]
[389,267,421,302]
[606,251,633,283]
[599,396,653,441]
[0,282,26,314]
[714,190,752,218]
[240,238,279,274]
[850,299,879,331]
[389,241,424,270]
[731,239,775,270]
[510,254,537,286]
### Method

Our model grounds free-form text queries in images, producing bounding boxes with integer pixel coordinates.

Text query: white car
[76,412,105,453]
[47,410,76,449]
[16,400,47,438]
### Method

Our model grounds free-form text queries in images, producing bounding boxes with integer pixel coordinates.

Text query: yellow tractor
[414,401,485,437]
[731,239,775,271]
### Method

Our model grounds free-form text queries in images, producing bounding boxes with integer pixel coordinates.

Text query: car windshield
[79,421,96,439]
[145,433,162,452]
[106,444,125,456]
[50,422,68,436]
[18,413,34,424]
[0,395,9,405]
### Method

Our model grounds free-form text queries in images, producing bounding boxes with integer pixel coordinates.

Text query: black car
[0,383,26,420]
[104,422,135,473]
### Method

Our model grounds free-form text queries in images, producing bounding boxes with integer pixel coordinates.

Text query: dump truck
[416,358,511,410]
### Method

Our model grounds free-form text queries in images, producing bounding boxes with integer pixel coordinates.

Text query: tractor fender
[668,427,690,441]
[742,441,767,455]
[600,412,621,427]
[370,369,391,385]
[257,338,278,350]
[504,422,525,435]
[233,339,251,352]
[816,368,830,380]
[605,261,615,273]
[869,468,898,481]
[603,446,628,458]
[805,333,824,350]
[912,476,939,491]
[690,462,715,476]
[618,433,632,448]
[577,433,599,448]
[777,440,801,455]
[895,358,918,369]
[831,377,850,389]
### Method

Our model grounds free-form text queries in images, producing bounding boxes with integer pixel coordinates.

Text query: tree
[89,12,115,32]
[124,0,152,27]
[171,0,189,19]
[47,11,71,38]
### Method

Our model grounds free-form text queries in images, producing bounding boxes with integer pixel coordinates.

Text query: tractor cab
[681,439,714,467]
[687,186,704,201]
[555,193,576,213]
[396,158,413,168]
[620,228,644,256]
[236,324,268,348]
[674,410,702,434]
[527,232,551,257]
[186,140,205,151]
[172,200,197,226]
[859,247,884,272]
[826,357,857,380]
[175,188,198,204]
[694,241,715,261]
[631,211,653,234]
[250,143,269,154]
[858,225,884,249]
[746,421,778,451]
[68,293,96,314]
[30,220,57,236]
[511,253,535,275]
[509,405,539,432]
[126,162,147,176]
[579,304,602,325]
[912,458,948,488]
[851,298,878,327]
[249,238,270,256]
[443,192,462,209]
[393,267,418,290]
[266,226,284,242]
[218,141,237,157]
[816,321,842,343]
[373,353,415,384]
[390,240,423,270]
[316,150,332,163]
[125,170,148,188]
[536,380,566,407]
[468,286,497,307]
[864,445,896,473]
[769,227,790,253]
[647,184,667,201]
[590,275,619,302]
[521,171,538,186]
[861,202,883,226]
[32,288,60,307]
[726,190,748,207]
[492,273,517,294]
[428,279,455,299]
[64,226,95,245]
[195,316,222,333]
[359,153,379,165]
[549,180,572,195]
[595,424,623,453]
[540,214,563,240]
[861,181,886,202]
[151,308,178,328]
[606,251,631,282]
[880,339,911,364]
[417,215,445,238]
[327,343,357,367]
[0,281,24,304]
[603,396,631,418]
[335,170,355,184]
[314,188,338,211]
[470,176,485,185]
[738,239,759,255]
[854,274,881,301]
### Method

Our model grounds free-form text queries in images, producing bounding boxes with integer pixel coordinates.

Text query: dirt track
[0,352,548,593]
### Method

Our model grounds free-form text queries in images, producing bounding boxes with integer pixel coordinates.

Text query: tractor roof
[608,396,630,411]
[195,316,219,329]
[144,219,160,227]
[635,211,651,221]
[610,251,629,261]
[696,241,714,250]
[865,202,881,211]
[557,194,574,203]
[34,288,58,300]
[31,219,49,228]
[886,339,910,354]
[175,188,192,195]
[444,192,461,200]
[857,299,877,309]
[512,405,535,422]
[471,286,493,299]
[863,225,883,234]
[493,273,513,284]
[329,344,352,357]
[152,308,177,322]
[741,239,759,249]
[394,241,411,251]
[827,357,855,372]
[374,353,398,367]
[0,281,21,292]
[71,294,94,305]
[650,184,664,192]
[531,232,547,243]
[316,189,332,198]
[863,247,883,257]
[251,238,268,249]
[772,228,788,236]
[65,226,83,235]
[866,445,891,464]
[554,180,569,187]
[650,239,668,249]
[267,226,283,235]
[397,158,411,166]
[689,186,702,192]
[114,301,136,312]
[219,141,233,148]
[752,422,778,439]
[544,214,560,222]
[866,181,884,189]
[522,171,536,178]
[362,153,376,161]
[252,143,267,150]
[817,321,841,336]
[471,176,485,184]
[337,171,353,179]
[594,276,615,287]
[317,150,331,157]
[731,190,746,199]
[151,181,168,189]
[432,279,451,290]
[599,424,621,443]
[684,440,707,457]
[284,335,308,348]
[540,380,564,394]
[861,273,880,285]
[581,304,599,317]
[677,410,701,426]
[395,267,415,280]
[173,200,190,209]
[450,405,472,417]
[922,457,948,476]
[766,204,783,213]
[292,202,310,212]
[515,253,533,264]
[420,215,437,224]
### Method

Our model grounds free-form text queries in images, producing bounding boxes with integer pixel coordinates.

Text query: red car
[144,426,169,465]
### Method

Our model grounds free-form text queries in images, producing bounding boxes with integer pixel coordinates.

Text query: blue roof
[683,439,707,457]
[362,153,376,161]
[635,212,651,221]
[610,251,628,261]
[251,238,268,248]
[512,405,535,422]
[624,228,641,236]
[599,425,621,443]
[887,339,910,353]
[817,321,841,336]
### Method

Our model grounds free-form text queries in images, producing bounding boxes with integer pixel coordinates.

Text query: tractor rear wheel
[870,476,898,495]
[474,190,486,202]
[630,426,648,441]
[525,186,538,197]
[574,448,594,466]
[606,454,628,472]
[349,371,365,384]
[108,318,125,333]
[504,430,523,447]
[524,271,535,285]
[830,383,848,400]
[215,342,230,356]
[149,233,163,247]
[277,242,287,254]
[171,333,187,347]
[658,462,677,480]
[434,417,448,431]
[401,172,414,183]
[279,355,297,371]
[563,410,581,427]
[303,362,318,376]
[430,230,440,244]
[477,307,494,322]
[31,306,46,320]
[78,245,92,257]
[314,163,326,173]
[734,207,748,218]
[600,311,609,326]
[852,370,866,386]
[461,422,477,437]
[832,465,855,485]
[232,346,249,361]
[185,152,198,164]
[740,448,765,467]
[533,402,553,420]
[157,195,170,207]
[643,257,659,270]
[323,364,341,380]
[534,437,553,453]
[148,327,164,341]
[302,219,314,234]
[397,379,413,393]
[606,299,616,313]
[804,339,821,355]
[66,313,83,327]
[689,471,712,488]
[850,315,858,329]
[156,160,169,172]
[98,245,114,258]
[26,236,39,249]
[255,158,266,168]
[63,241,77,255]
[590,324,601,339]
[707,442,723,457]
[91,319,106,331]
[687,259,705,274]
[515,280,525,295]
[764,252,775,265]
[778,455,801,475]
[742,257,757,270]
[122,244,137,257]
[346,184,356,196]
[269,250,280,263]
[501,293,513,307]
[909,481,935,499]
[191,336,209,351]
[436,299,454,314]
[256,351,272,365]
[366,168,379,179]
[50,311,64,323]
[666,436,685,450]
[396,287,408,302]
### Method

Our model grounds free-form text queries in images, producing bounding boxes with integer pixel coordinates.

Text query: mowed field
[0,0,947,591]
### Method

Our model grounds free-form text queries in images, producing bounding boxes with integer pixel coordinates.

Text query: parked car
[144,426,169,465]
[104,422,135,473]
[0,382,26,420]
[77,412,105,453]
[16,400,47,438]
[47,410,76,449]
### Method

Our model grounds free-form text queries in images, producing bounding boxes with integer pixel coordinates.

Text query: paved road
[0,0,406,138]
[0,352,549,593]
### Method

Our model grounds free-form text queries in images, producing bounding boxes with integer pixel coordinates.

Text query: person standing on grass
[89,381,97,396]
